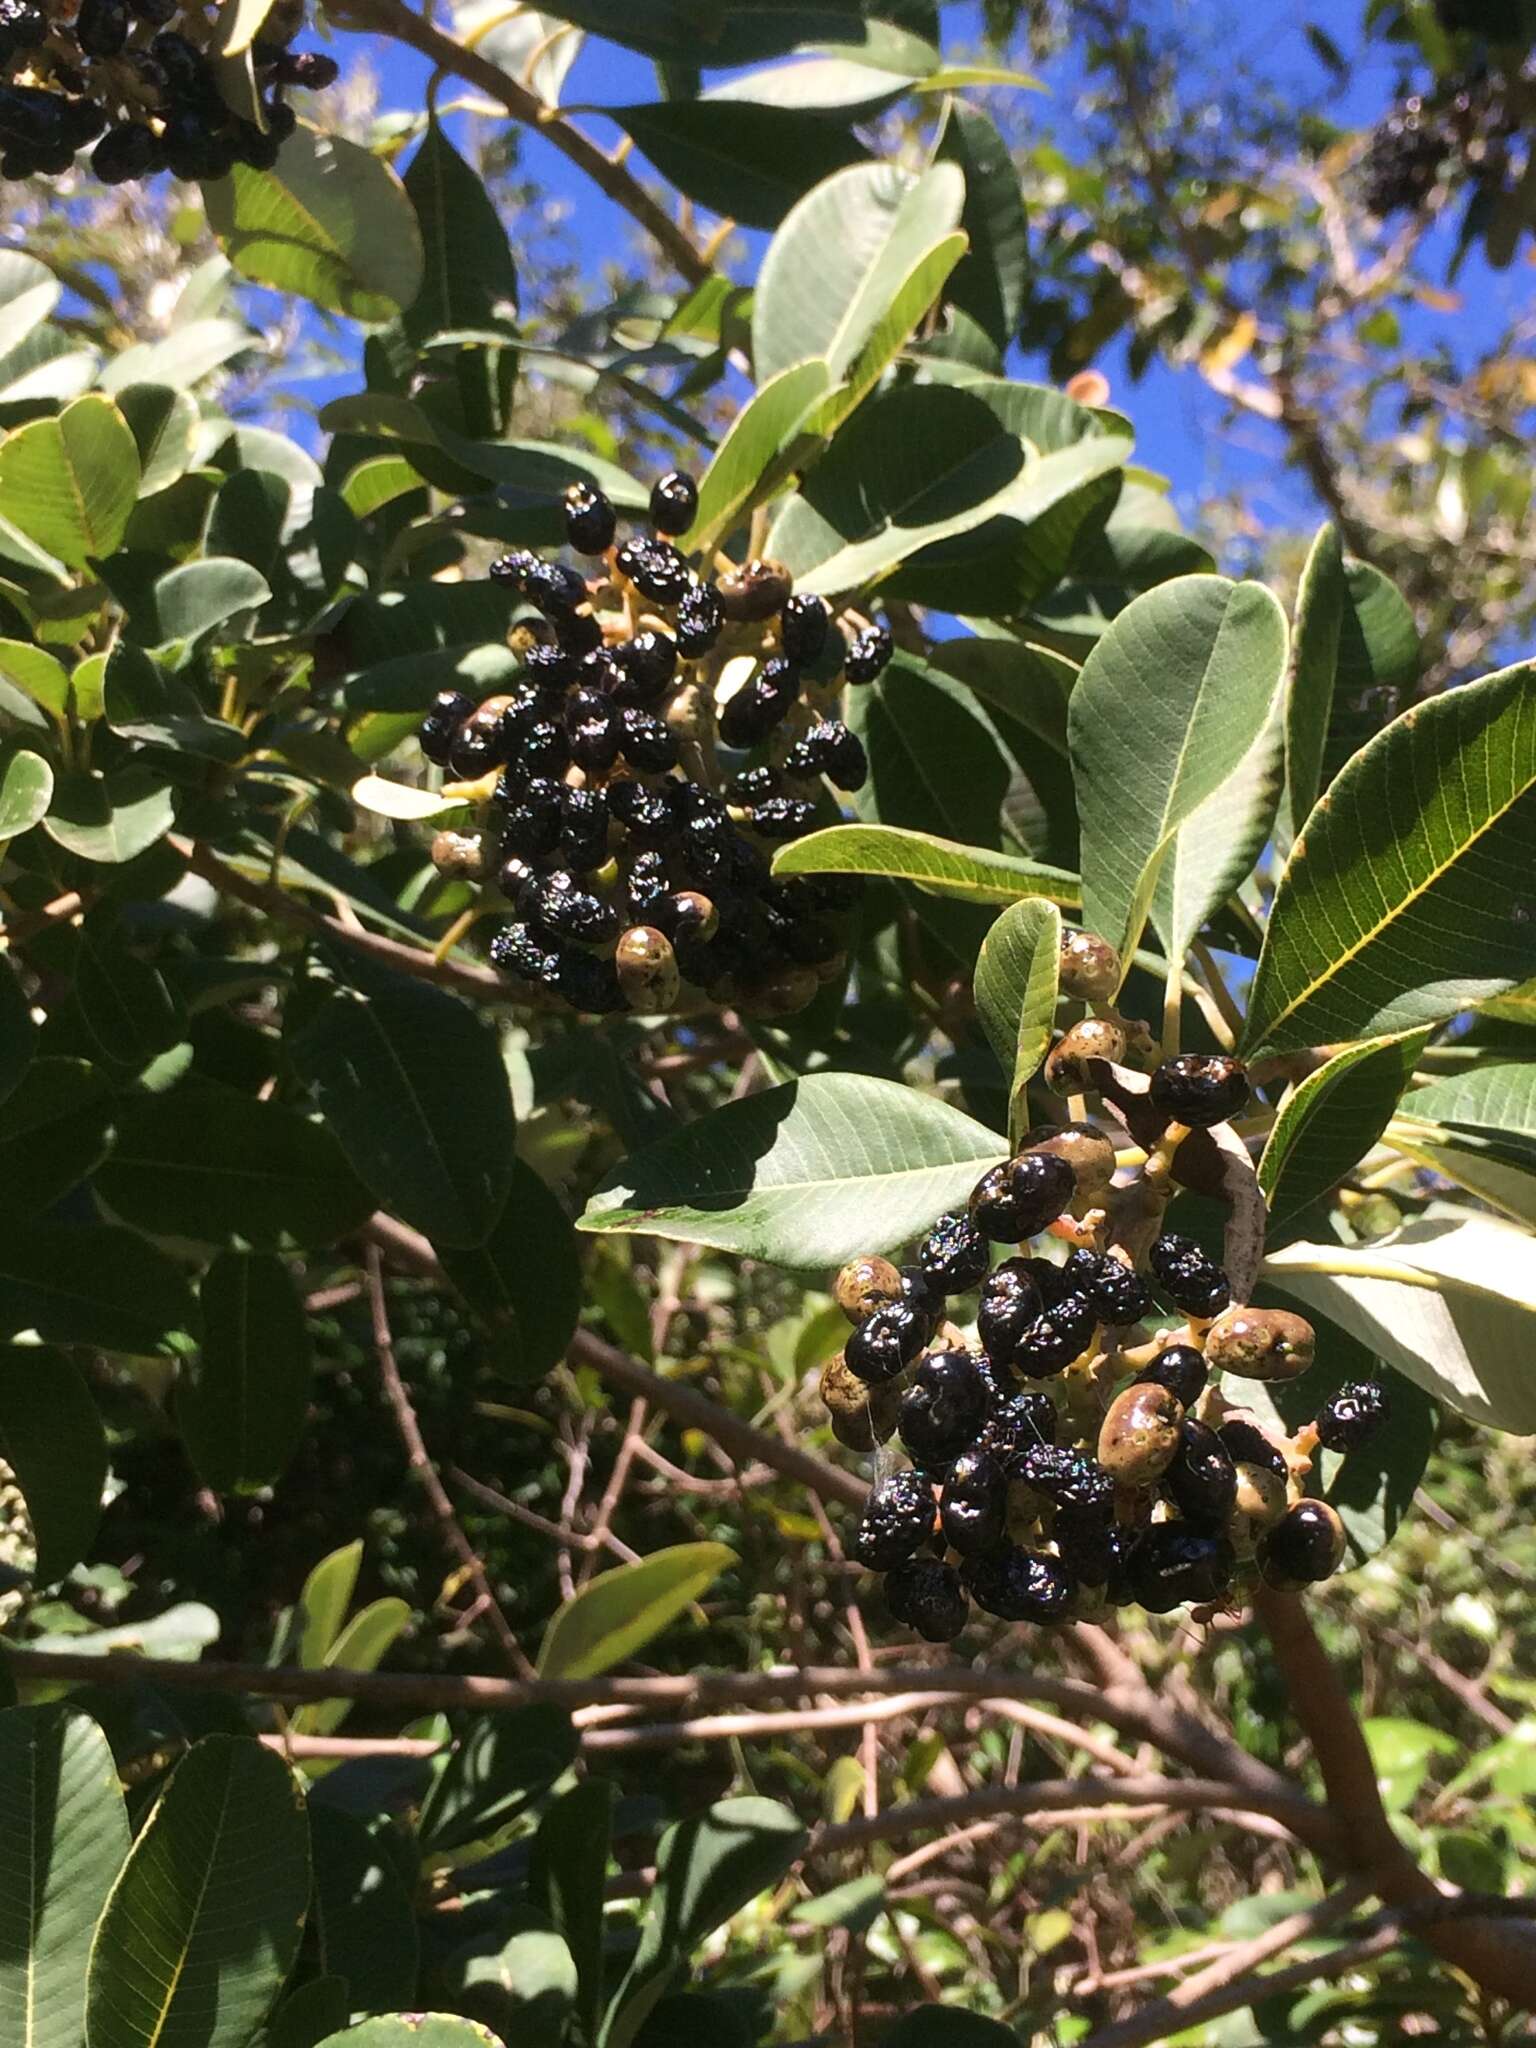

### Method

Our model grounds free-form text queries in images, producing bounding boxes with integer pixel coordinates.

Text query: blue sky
[313,0,1517,550]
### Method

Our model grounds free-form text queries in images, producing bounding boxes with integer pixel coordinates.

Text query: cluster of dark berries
[821,1047,1391,1641]
[418,467,895,1018]
[1359,68,1521,218]
[0,0,336,185]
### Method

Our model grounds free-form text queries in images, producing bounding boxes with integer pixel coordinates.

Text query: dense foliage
[0,1,1533,2044]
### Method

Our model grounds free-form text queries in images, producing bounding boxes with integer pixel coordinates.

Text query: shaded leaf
[0,1220,195,1355]
[419,1705,578,1855]
[0,1060,112,1220]
[178,1254,312,1495]
[403,119,518,345]
[285,947,515,1248]
[0,1346,106,1584]
[437,1160,581,1386]
[308,1804,419,2010]
[532,1780,613,2045]
[933,101,1028,363]
[0,956,33,1109]
[607,102,869,230]
[42,768,175,865]
[1258,1033,1429,1236]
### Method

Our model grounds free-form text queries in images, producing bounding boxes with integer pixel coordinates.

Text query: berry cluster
[0,0,335,186]
[419,468,891,1018]
[1359,69,1520,218]
[823,1043,1391,1642]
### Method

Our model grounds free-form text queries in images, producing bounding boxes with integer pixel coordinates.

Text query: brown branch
[1256,1586,1536,2008]
[331,0,709,286]
[365,1246,534,1679]
[179,838,507,1004]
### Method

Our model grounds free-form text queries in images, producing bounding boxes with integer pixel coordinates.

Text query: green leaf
[446,1927,574,2048]
[0,748,51,838]
[532,1780,613,2045]
[99,320,254,397]
[845,652,1017,859]
[1284,524,1419,840]
[101,645,245,760]
[96,1083,373,1250]
[0,1705,129,2048]
[86,1736,309,2048]
[308,1805,419,2010]
[295,1541,362,1669]
[1263,1214,1536,1431]
[402,119,518,346]
[1258,1033,1430,1236]
[974,899,1061,1150]
[765,383,1025,593]
[145,558,272,648]
[932,103,1028,363]
[537,1544,735,1682]
[0,1060,112,1219]
[580,1072,1006,1266]
[881,2010,1018,2046]
[204,125,425,322]
[437,1160,581,1386]
[290,1598,412,1738]
[602,1798,808,2048]
[0,1346,106,1583]
[0,640,68,723]
[0,396,139,569]
[485,1,863,64]
[285,947,515,1248]
[681,360,831,554]
[418,1705,579,1855]
[42,767,175,865]
[1393,1061,1536,1224]
[74,931,183,1072]
[264,1978,350,2048]
[752,162,963,385]
[607,103,869,230]
[115,385,201,497]
[702,54,913,111]
[314,2022,503,2048]
[0,251,60,361]
[1243,660,1536,1056]
[350,773,472,825]
[1069,574,1289,967]
[807,233,966,438]
[774,823,1079,905]
[0,1221,195,1355]
[0,957,33,1110]
[1150,696,1286,966]
[177,1254,312,1495]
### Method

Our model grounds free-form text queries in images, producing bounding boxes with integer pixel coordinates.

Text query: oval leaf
[1244,660,1536,1055]
[204,125,425,321]
[682,359,831,555]
[606,102,870,231]
[1258,1032,1429,1236]
[43,768,175,865]
[1264,1214,1536,1432]
[974,898,1061,1149]
[0,748,52,838]
[351,773,472,824]
[285,947,515,1248]
[538,1542,736,1680]
[437,1160,582,1386]
[579,1072,1007,1266]
[0,396,139,569]
[0,1705,129,2048]
[402,118,518,345]
[178,1254,313,1495]
[753,161,963,385]
[87,1737,309,2048]
[1068,574,1289,968]
[0,1346,107,1584]
[0,956,34,1110]
[315,2023,503,2048]
[0,1220,195,1355]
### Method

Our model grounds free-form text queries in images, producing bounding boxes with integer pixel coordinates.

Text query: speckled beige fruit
[1020,1120,1118,1207]
[716,557,794,622]
[616,925,681,1012]
[1206,1306,1316,1381]
[1097,1383,1185,1484]
[672,889,719,941]
[430,829,491,880]
[1229,1462,1289,1554]
[1058,928,1123,1002]
[834,1255,903,1325]
[821,1354,900,1452]
[1045,1016,1129,1095]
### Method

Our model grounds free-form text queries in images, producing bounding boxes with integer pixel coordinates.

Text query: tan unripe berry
[1044,1016,1128,1094]
[1097,1383,1185,1484]
[615,926,681,1012]
[1205,1306,1316,1382]
[834,1255,904,1325]
[1058,927,1122,1001]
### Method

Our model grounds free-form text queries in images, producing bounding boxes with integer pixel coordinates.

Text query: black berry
[898,1349,989,1467]
[1134,1344,1208,1409]
[1149,1053,1251,1129]
[851,1470,935,1570]
[1257,1499,1347,1589]
[780,591,830,663]
[564,480,617,555]
[885,1557,968,1641]
[940,1446,1008,1556]
[1316,1380,1390,1454]
[964,1545,1074,1625]
[649,469,698,536]
[845,619,894,685]
[844,1300,926,1385]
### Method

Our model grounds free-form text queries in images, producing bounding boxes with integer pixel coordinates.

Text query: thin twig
[365,1247,535,1679]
